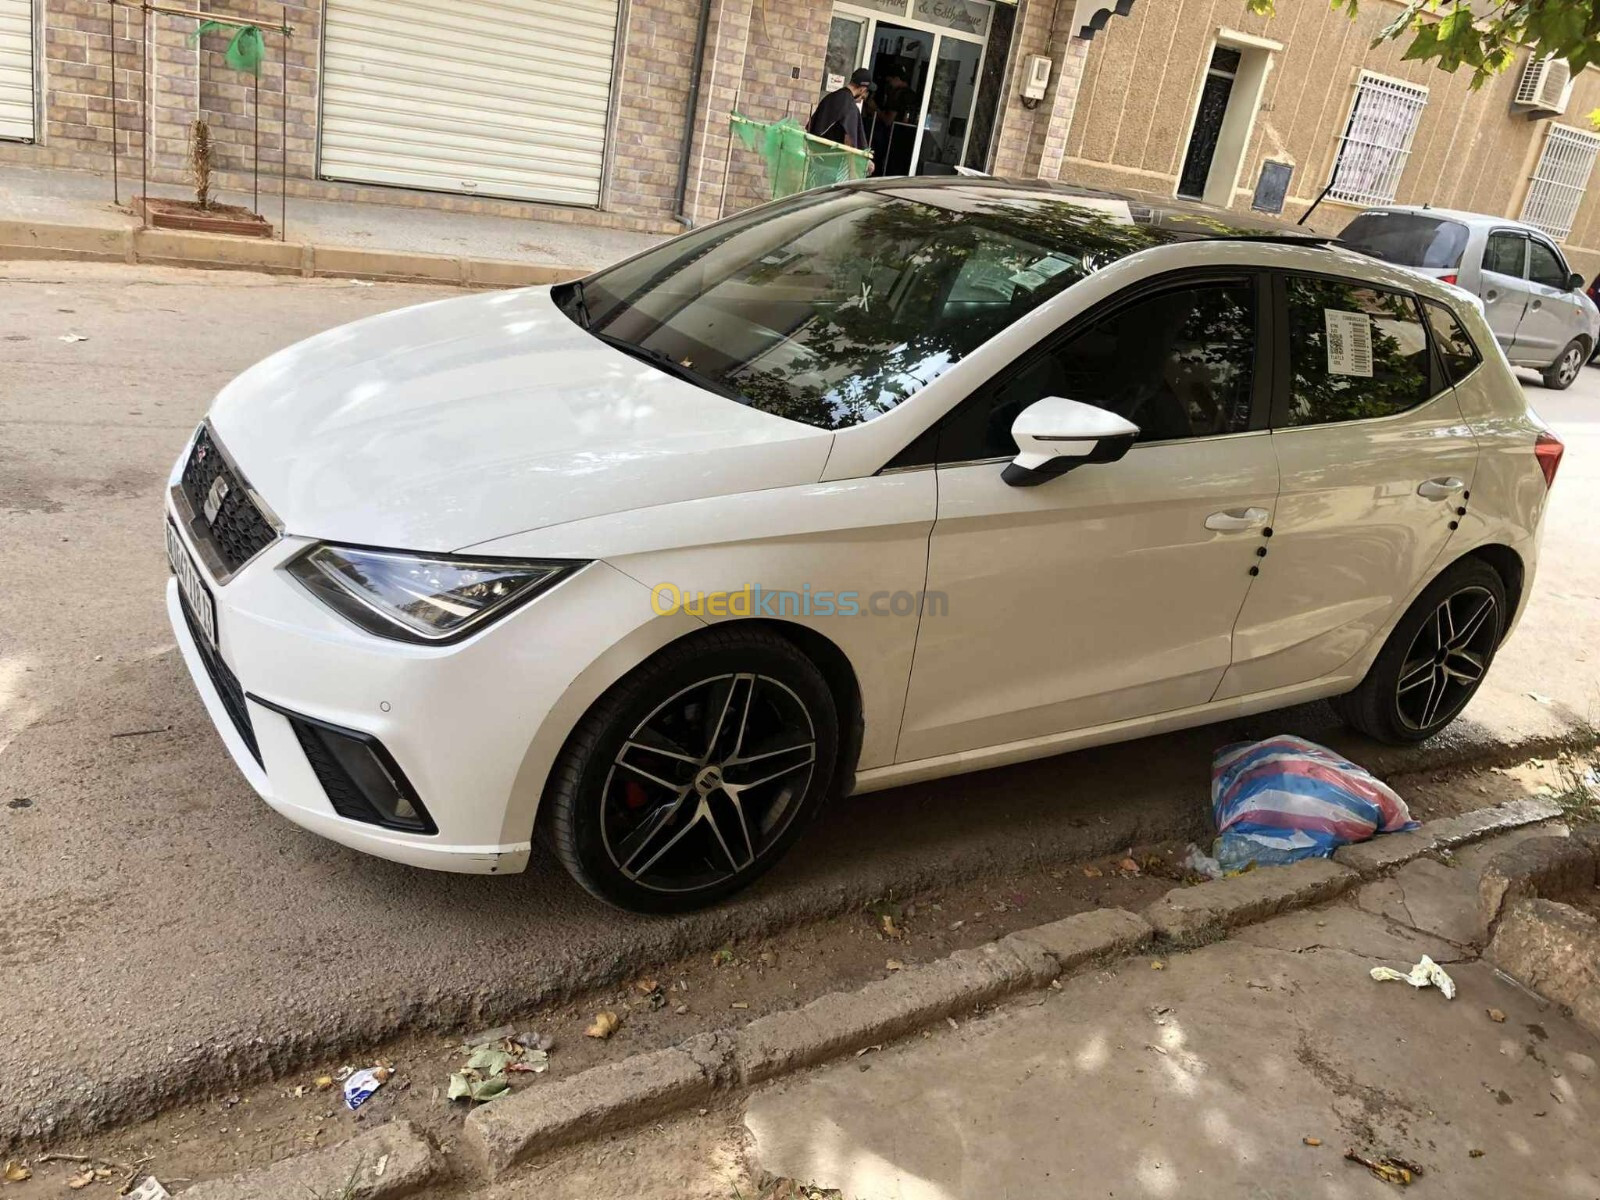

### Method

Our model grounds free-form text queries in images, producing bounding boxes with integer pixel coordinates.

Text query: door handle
[1417,477,1466,501]
[1205,507,1270,532]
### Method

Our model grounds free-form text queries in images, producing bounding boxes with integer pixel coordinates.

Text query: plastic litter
[342,1066,389,1110]
[127,1180,173,1200]
[1211,736,1417,871]
[1370,955,1456,999]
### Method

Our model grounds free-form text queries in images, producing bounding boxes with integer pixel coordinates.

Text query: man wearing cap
[807,68,875,156]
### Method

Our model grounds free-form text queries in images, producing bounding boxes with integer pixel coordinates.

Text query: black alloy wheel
[1335,557,1507,744]
[544,628,839,912]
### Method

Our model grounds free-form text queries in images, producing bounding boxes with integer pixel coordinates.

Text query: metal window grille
[1520,124,1600,241]
[1327,72,1429,206]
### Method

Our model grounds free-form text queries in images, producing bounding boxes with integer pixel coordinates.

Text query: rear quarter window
[1282,277,1432,427]
[1337,213,1469,270]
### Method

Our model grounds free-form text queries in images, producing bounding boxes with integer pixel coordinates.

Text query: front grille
[181,426,277,574]
[177,591,261,766]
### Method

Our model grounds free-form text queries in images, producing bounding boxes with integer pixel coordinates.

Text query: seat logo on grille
[203,474,231,525]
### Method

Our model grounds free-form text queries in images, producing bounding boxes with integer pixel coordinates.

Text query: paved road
[1,262,1596,1145]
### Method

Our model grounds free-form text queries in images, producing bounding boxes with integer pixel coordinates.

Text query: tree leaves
[1267,0,1600,103]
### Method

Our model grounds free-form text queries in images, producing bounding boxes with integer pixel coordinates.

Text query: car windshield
[1337,212,1469,270]
[558,187,1180,430]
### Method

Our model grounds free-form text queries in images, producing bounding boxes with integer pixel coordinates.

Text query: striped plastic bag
[1211,735,1417,872]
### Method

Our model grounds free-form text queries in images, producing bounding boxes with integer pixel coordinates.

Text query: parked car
[165,180,1561,912]
[1336,205,1599,389]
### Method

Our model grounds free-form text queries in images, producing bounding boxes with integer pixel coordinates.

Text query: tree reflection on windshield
[575,188,1182,431]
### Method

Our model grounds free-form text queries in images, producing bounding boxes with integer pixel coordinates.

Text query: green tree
[1246,0,1600,95]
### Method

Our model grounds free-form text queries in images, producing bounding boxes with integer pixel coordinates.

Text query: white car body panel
[163,189,1553,877]
[208,288,834,552]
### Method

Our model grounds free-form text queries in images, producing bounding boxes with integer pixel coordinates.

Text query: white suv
[164,181,1561,911]
[1337,205,1600,389]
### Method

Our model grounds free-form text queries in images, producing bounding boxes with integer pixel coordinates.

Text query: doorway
[828,1,993,179]
[1178,46,1239,199]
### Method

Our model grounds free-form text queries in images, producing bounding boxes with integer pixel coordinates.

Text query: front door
[1516,236,1586,364]
[1219,273,1475,700]
[1177,47,1240,199]
[1479,230,1532,351]
[897,274,1277,762]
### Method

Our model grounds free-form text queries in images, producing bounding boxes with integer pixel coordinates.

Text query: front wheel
[1334,558,1506,744]
[1542,339,1586,390]
[542,628,839,913]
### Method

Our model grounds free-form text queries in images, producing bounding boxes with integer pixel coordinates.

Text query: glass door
[864,23,933,176]
[915,35,983,174]
[823,15,868,96]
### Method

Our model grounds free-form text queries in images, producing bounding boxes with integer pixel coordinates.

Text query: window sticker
[1324,309,1373,377]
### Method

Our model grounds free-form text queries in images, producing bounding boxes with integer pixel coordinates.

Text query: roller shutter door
[0,0,35,142]
[319,0,620,206]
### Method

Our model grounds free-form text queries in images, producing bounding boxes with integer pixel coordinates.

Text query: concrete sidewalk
[0,163,664,271]
[745,823,1600,1199]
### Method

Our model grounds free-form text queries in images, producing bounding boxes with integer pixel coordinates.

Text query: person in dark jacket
[807,68,874,153]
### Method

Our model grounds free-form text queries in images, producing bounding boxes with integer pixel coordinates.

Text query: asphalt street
[1,261,1597,1146]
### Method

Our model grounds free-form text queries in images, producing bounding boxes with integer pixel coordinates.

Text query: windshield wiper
[564,279,592,328]
[589,331,746,402]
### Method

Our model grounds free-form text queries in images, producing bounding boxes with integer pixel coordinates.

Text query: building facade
[2,0,1599,272]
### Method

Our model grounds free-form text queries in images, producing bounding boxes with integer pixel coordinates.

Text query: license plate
[167,521,218,650]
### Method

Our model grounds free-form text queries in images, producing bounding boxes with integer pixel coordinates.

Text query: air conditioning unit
[1514,55,1572,116]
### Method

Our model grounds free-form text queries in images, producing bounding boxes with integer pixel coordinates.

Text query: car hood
[208,288,833,552]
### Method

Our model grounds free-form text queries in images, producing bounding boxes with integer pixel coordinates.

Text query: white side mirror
[1003,396,1140,487]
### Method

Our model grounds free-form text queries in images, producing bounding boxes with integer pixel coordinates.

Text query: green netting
[730,114,872,200]
[188,20,265,76]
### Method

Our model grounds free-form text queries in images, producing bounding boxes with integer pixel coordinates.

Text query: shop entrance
[823,0,998,177]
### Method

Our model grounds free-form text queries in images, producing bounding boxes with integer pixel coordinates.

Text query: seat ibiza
[164,180,1561,912]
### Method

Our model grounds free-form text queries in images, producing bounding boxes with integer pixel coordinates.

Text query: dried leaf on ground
[1344,1148,1423,1186]
[313,1075,334,1090]
[68,1170,96,1190]
[1303,1137,1322,1147]
[1118,858,1141,875]
[1150,960,1165,970]
[586,1011,620,1039]
[3,1160,30,1182]
[1082,865,1103,878]
[880,913,902,938]
[635,978,659,993]
[886,959,904,971]
[1487,1008,1507,1023]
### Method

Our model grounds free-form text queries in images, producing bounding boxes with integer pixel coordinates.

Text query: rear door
[1516,236,1585,363]
[1479,230,1532,352]
[1217,272,1476,700]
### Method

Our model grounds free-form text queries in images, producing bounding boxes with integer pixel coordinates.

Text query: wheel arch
[1461,543,1525,644]
[521,617,866,845]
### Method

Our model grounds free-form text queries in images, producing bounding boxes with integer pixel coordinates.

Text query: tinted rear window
[1338,213,1469,270]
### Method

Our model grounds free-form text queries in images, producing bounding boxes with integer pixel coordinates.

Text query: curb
[0,218,585,288]
[455,799,1562,1180]
[178,1118,440,1199]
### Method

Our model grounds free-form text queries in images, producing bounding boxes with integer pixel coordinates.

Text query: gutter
[673,0,716,228]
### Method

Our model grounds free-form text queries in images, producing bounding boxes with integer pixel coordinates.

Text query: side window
[1483,232,1527,278]
[1283,277,1431,427]
[1423,300,1482,384]
[1527,240,1567,289]
[936,280,1258,462]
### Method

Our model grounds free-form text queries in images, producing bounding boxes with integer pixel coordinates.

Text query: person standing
[807,68,874,153]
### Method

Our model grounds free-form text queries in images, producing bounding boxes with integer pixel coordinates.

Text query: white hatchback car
[165,180,1562,911]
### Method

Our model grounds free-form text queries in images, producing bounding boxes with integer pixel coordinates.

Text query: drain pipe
[673,0,716,227]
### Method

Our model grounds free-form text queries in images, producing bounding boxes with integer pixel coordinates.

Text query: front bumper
[166,575,533,873]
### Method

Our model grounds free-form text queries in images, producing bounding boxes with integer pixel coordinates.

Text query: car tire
[1333,557,1507,745]
[1541,338,1586,389]
[542,627,839,913]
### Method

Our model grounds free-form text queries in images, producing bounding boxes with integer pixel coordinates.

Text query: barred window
[1327,72,1429,207]
[1520,124,1600,241]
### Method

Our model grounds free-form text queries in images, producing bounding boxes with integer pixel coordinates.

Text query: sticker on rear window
[1324,309,1373,377]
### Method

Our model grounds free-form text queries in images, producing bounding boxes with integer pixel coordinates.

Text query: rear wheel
[543,628,838,913]
[1334,558,1506,744]
[1542,338,1585,389]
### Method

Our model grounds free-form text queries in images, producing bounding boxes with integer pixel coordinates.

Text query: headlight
[286,544,585,643]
